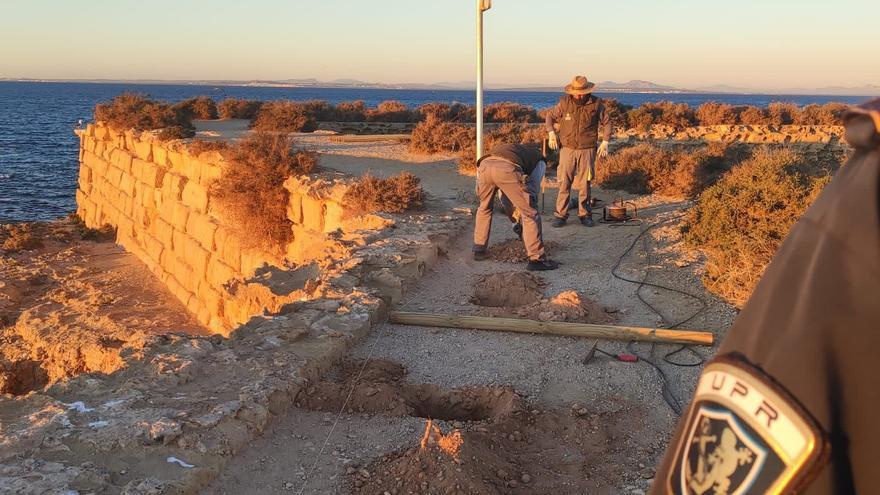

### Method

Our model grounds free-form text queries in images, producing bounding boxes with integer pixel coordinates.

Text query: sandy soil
[204,178,737,494]
[0,218,206,395]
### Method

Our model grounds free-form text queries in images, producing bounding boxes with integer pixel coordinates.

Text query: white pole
[476,0,489,161]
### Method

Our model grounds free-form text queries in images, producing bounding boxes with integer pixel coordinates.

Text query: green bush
[683,148,834,306]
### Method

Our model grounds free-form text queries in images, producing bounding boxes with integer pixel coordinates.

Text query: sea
[0,81,872,222]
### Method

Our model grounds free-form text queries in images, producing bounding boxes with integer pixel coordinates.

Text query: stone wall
[74,123,376,335]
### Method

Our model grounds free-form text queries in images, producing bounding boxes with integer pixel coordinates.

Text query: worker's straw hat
[564,75,596,95]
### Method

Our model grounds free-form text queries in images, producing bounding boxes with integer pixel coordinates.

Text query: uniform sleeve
[544,103,562,132]
[599,101,612,141]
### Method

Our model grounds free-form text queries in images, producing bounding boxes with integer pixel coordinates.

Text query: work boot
[551,217,566,228]
[580,215,595,227]
[473,251,488,261]
[512,222,523,240]
[526,259,560,271]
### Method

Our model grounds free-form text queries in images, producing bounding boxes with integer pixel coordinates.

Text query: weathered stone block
[116,217,134,242]
[198,284,225,320]
[200,163,223,186]
[153,217,174,248]
[207,259,237,288]
[188,243,211,281]
[301,195,325,232]
[219,229,242,272]
[152,144,168,167]
[144,233,164,264]
[185,212,217,250]
[172,229,188,255]
[171,204,191,231]
[78,165,92,189]
[106,166,124,188]
[240,249,270,277]
[180,154,203,183]
[324,201,346,233]
[162,173,186,201]
[140,160,165,188]
[94,140,107,159]
[182,181,209,213]
[112,148,134,174]
[165,275,193,309]
[140,182,157,209]
[119,173,136,198]
[132,138,153,162]
[159,197,176,225]
[173,256,198,294]
[287,190,303,224]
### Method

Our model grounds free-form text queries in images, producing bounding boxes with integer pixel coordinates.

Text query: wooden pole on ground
[389,312,714,346]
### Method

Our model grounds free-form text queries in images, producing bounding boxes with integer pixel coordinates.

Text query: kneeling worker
[473,143,559,271]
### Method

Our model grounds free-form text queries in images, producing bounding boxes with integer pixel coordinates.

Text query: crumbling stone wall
[74,124,367,334]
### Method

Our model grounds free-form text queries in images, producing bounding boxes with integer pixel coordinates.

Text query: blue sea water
[0,81,872,222]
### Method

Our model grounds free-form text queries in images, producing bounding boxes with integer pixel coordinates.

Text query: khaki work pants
[473,159,545,261]
[555,147,596,219]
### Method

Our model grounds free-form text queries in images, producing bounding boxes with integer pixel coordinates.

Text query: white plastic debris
[166,456,195,468]
[65,401,94,413]
[88,420,110,429]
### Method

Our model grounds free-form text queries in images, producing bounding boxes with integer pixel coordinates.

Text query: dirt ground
[203,177,737,494]
[0,218,206,395]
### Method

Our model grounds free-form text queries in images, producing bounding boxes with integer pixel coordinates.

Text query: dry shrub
[684,148,833,306]
[484,102,540,123]
[409,116,474,154]
[738,106,771,125]
[218,98,263,120]
[417,102,474,123]
[343,172,423,213]
[1,224,43,253]
[603,98,633,130]
[696,102,738,126]
[596,143,743,199]
[188,139,230,156]
[253,101,319,132]
[173,96,218,120]
[94,93,195,139]
[795,103,848,126]
[211,132,318,251]
[767,102,800,125]
[366,100,421,123]
[626,101,696,131]
[334,100,367,122]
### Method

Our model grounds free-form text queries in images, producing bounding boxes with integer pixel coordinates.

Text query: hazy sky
[1,0,877,90]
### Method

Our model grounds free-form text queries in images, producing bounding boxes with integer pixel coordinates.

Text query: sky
[1,0,877,91]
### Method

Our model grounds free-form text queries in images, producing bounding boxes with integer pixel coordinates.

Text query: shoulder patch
[666,357,827,494]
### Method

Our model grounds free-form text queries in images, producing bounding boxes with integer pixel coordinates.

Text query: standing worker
[473,143,559,271]
[545,75,612,227]
[650,98,880,494]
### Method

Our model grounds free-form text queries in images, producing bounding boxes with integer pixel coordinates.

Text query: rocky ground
[1,132,739,494]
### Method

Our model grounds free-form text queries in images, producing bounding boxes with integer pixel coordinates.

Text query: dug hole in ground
[203,135,737,495]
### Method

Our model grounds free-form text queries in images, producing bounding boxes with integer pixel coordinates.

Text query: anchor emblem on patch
[666,357,827,494]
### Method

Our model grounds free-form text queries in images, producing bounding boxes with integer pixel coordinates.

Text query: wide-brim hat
[564,75,596,95]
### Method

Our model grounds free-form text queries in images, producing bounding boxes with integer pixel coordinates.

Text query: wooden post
[389,312,714,346]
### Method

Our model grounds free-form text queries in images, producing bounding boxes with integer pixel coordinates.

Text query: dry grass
[253,101,319,133]
[94,93,195,139]
[595,143,743,199]
[1,224,44,253]
[683,148,835,306]
[343,172,424,213]
[211,132,318,251]
[188,139,230,156]
[366,100,421,123]
[217,98,263,120]
[173,96,218,120]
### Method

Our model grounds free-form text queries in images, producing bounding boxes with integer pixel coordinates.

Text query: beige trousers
[473,159,545,261]
[555,147,596,219]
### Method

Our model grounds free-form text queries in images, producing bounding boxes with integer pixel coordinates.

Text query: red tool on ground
[583,342,639,364]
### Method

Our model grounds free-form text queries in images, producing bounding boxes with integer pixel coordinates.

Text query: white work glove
[548,131,559,151]
[597,140,610,158]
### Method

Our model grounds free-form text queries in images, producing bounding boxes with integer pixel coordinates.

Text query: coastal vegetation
[93,93,195,140]
[343,172,424,213]
[682,148,836,306]
[210,132,317,251]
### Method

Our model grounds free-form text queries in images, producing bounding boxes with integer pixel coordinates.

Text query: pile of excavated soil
[297,360,520,420]
[471,272,614,323]
[0,219,206,395]
[350,403,647,494]
[486,239,561,263]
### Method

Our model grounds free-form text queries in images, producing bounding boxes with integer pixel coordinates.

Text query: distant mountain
[692,84,880,97]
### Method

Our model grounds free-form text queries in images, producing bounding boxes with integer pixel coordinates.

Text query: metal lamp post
[476,0,492,160]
